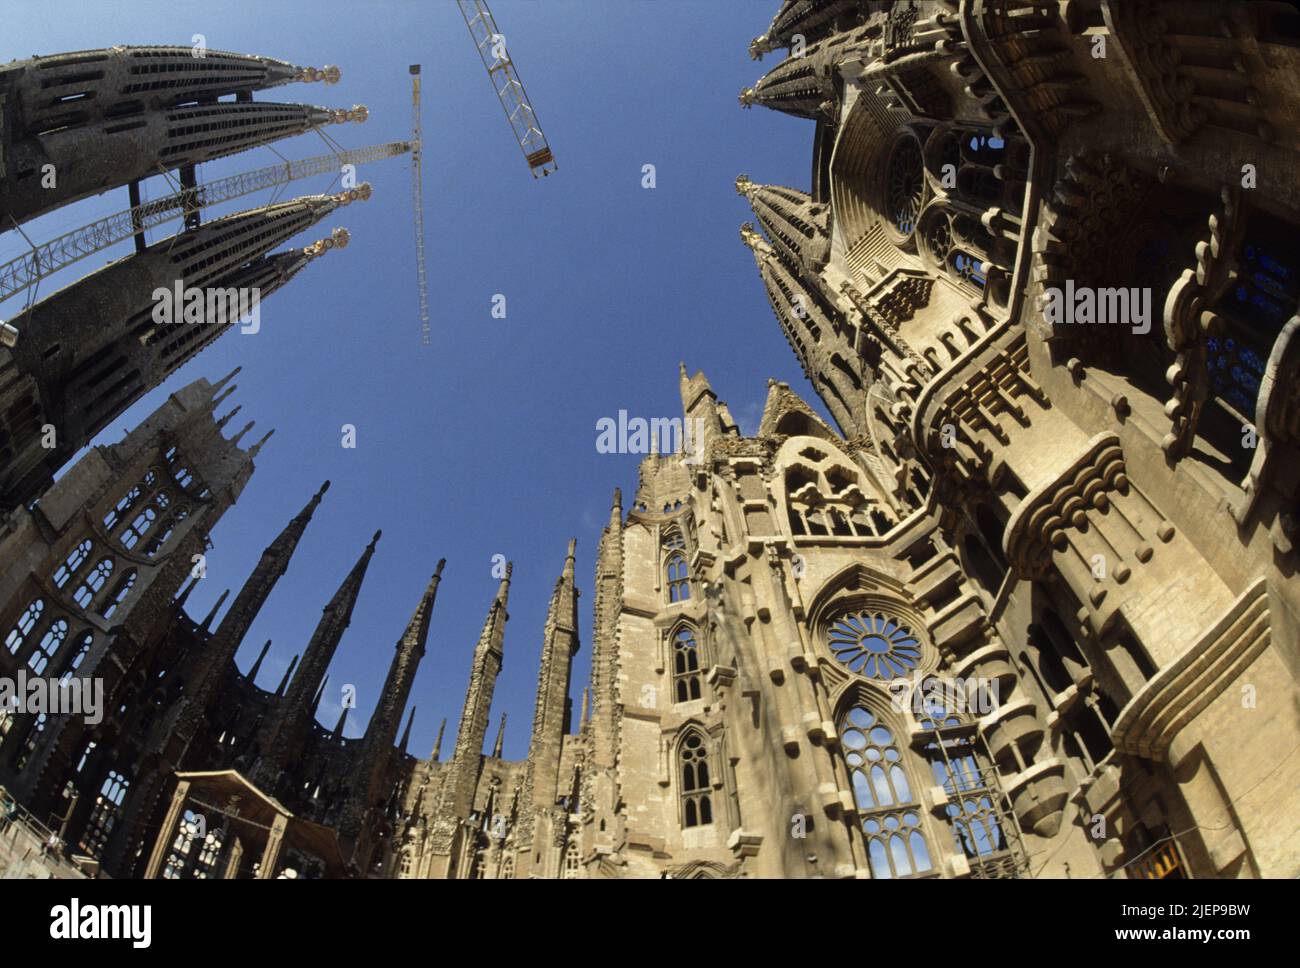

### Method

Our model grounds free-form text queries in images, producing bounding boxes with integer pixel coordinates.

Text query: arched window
[562,840,580,879]
[666,553,690,602]
[5,598,44,654]
[662,530,691,603]
[120,506,157,549]
[841,705,932,878]
[103,486,142,532]
[500,854,515,880]
[100,570,137,619]
[679,730,713,828]
[73,559,114,609]
[80,769,131,859]
[60,632,93,683]
[52,539,93,588]
[27,619,68,674]
[827,610,922,680]
[672,626,703,702]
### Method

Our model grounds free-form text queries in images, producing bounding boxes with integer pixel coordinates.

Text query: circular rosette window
[827,611,922,680]
[883,132,925,247]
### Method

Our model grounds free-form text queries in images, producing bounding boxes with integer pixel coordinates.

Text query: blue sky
[1,0,831,757]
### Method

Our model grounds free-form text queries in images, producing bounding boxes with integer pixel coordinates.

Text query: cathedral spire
[201,589,230,631]
[441,566,512,818]
[736,175,831,272]
[276,654,299,696]
[493,712,508,758]
[194,482,329,704]
[524,539,581,818]
[247,640,273,683]
[739,39,839,121]
[432,717,447,762]
[742,221,867,437]
[254,530,380,787]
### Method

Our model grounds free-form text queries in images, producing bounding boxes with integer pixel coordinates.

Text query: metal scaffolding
[0,141,411,307]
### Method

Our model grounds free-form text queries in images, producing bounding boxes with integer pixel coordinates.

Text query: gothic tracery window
[672,626,703,702]
[60,631,93,683]
[827,610,922,680]
[841,705,932,879]
[5,598,44,654]
[80,770,130,859]
[27,618,68,675]
[73,558,114,609]
[100,569,137,619]
[679,730,713,828]
[562,840,580,878]
[664,530,690,602]
[52,539,93,588]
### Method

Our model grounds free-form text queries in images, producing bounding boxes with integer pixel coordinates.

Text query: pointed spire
[201,589,230,631]
[247,639,272,682]
[207,481,328,683]
[231,420,255,445]
[740,39,840,120]
[276,654,299,696]
[610,487,622,526]
[210,366,242,396]
[333,705,349,738]
[311,675,330,716]
[736,177,831,271]
[216,404,242,430]
[432,717,447,761]
[249,428,275,458]
[492,712,508,758]
[174,575,198,612]
[564,538,576,580]
[212,383,238,410]
[400,706,417,753]
[255,528,381,784]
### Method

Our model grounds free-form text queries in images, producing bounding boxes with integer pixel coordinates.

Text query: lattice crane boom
[457,0,557,178]
[410,64,430,345]
[0,141,411,307]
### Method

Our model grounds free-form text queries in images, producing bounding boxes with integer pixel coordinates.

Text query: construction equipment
[457,0,557,178]
[0,141,410,308]
[410,65,430,345]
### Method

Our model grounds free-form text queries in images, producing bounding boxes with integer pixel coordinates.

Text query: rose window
[828,611,922,679]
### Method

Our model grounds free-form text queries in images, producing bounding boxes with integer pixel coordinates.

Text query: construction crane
[0,141,410,308]
[457,0,557,178]
[410,64,430,345]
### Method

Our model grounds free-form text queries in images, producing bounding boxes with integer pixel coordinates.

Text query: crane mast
[410,65,431,345]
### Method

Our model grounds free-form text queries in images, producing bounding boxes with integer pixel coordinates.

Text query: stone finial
[329,104,368,124]
[739,87,756,107]
[297,65,342,84]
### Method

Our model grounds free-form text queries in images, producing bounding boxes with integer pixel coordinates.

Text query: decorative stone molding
[1111,579,1271,761]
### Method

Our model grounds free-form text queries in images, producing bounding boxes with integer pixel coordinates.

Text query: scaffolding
[0,141,411,308]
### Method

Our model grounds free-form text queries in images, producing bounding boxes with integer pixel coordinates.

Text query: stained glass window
[828,611,922,679]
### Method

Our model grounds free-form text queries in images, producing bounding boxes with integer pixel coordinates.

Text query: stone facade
[2,4,1299,880]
